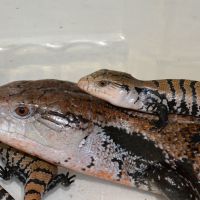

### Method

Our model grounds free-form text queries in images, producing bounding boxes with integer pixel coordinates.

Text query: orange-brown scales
[0,143,75,200]
[0,79,199,199]
[128,114,200,185]
[78,69,200,127]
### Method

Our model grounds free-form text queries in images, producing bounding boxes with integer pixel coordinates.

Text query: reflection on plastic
[0,35,128,84]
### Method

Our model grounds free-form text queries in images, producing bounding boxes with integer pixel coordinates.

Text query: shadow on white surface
[0,172,166,200]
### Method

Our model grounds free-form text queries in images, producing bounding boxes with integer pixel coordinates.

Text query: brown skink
[0,80,198,199]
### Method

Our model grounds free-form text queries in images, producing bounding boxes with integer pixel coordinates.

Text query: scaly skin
[0,185,15,200]
[0,80,198,199]
[78,69,200,127]
[0,142,75,200]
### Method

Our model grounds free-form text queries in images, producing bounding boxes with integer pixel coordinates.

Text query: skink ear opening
[134,87,143,94]
[191,134,200,143]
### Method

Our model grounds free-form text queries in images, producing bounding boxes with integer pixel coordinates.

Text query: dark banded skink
[0,142,75,200]
[78,69,200,127]
[0,80,198,199]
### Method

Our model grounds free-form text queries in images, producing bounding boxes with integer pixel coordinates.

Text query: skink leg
[154,104,168,128]
[47,172,76,191]
[0,165,13,180]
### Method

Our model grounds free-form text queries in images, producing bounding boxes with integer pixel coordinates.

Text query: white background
[0,0,199,199]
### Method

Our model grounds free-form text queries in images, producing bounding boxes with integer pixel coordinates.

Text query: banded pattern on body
[78,69,200,126]
[145,79,200,116]
[0,143,75,200]
[0,80,199,199]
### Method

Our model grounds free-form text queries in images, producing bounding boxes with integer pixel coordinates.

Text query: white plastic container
[0,0,199,199]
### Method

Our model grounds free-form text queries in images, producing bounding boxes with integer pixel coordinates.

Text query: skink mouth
[77,77,91,93]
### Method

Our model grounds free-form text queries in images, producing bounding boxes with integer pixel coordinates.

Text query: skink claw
[61,172,76,187]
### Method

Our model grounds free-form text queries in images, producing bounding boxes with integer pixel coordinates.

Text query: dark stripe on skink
[190,81,198,116]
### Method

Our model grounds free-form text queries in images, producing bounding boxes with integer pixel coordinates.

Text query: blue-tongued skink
[0,142,75,200]
[0,80,197,199]
[78,69,200,128]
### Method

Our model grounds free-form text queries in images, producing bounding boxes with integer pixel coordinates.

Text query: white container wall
[0,0,199,199]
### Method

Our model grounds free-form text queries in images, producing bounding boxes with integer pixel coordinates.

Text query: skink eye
[13,104,35,119]
[15,106,30,117]
[98,80,110,87]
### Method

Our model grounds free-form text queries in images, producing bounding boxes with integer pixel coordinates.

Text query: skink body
[78,69,200,127]
[0,142,75,200]
[0,80,198,199]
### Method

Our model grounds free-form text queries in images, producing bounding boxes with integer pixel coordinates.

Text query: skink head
[78,69,143,109]
[0,80,91,151]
